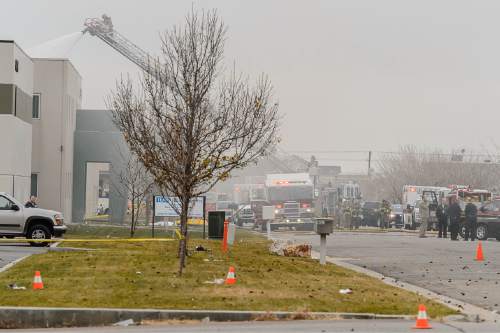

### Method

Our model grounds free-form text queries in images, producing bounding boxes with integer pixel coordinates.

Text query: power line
[284,149,500,159]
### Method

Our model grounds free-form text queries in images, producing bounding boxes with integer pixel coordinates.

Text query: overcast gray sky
[3,0,500,171]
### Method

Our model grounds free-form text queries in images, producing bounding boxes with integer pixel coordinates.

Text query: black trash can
[208,211,225,239]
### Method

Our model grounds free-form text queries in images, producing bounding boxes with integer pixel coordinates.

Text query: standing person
[380,200,391,229]
[448,197,462,241]
[343,202,352,229]
[436,198,448,238]
[352,200,362,229]
[404,204,413,229]
[25,196,38,208]
[464,202,478,241]
[418,197,430,238]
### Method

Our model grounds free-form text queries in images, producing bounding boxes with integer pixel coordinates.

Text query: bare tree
[371,145,500,202]
[109,9,280,275]
[114,153,154,237]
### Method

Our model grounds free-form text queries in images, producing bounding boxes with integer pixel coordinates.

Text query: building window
[32,94,41,119]
[14,59,19,72]
[31,174,38,197]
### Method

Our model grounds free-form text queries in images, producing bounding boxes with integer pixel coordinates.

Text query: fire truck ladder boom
[83,14,156,74]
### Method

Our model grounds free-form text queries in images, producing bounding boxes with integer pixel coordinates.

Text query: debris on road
[113,319,135,327]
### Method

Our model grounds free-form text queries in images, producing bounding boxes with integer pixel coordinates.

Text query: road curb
[310,250,500,323]
[0,307,414,329]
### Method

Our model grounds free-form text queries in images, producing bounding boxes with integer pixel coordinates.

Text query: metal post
[320,233,327,265]
[152,196,156,238]
[267,220,271,240]
[202,196,206,240]
[368,151,372,176]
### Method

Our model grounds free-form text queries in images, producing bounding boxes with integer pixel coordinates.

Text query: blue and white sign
[154,196,205,218]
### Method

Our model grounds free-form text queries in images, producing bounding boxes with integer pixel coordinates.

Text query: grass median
[0,225,454,317]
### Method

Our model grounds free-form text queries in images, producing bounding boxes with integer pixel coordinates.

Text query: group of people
[425,196,477,241]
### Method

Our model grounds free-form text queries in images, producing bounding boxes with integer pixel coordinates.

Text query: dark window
[32,94,40,119]
[14,59,19,72]
[31,174,38,197]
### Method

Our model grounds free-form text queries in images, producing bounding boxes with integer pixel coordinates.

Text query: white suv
[0,192,67,246]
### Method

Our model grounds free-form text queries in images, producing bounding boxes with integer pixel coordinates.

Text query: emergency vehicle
[446,186,492,209]
[402,185,450,230]
[265,173,314,224]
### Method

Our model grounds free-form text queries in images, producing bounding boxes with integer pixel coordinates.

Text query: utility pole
[368,151,372,176]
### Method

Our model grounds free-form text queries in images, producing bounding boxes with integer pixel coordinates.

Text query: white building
[0,41,81,221]
[0,40,33,202]
[0,40,130,224]
[31,58,82,220]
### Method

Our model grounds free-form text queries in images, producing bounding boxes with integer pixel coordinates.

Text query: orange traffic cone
[225,266,236,285]
[413,304,431,329]
[475,241,484,261]
[33,271,44,290]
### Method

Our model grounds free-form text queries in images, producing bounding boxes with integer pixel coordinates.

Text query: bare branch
[108,9,280,275]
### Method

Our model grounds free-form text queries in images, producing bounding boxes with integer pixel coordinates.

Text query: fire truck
[265,173,314,230]
[446,186,492,209]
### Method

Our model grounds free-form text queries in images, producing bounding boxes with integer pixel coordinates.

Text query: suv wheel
[27,225,51,247]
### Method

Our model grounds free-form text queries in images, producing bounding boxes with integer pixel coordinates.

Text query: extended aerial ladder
[83,14,156,74]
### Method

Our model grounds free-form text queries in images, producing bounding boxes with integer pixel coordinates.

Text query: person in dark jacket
[25,196,38,208]
[436,199,448,238]
[448,197,462,241]
[464,202,478,241]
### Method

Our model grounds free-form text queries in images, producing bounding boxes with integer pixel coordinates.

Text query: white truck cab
[0,192,67,246]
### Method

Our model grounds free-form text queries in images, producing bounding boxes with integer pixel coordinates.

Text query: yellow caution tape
[175,229,185,240]
[0,238,175,243]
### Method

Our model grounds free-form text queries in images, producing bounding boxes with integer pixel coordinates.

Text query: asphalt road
[5,319,498,333]
[273,231,500,312]
[0,243,48,271]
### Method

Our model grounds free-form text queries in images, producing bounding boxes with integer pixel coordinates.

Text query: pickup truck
[0,192,67,246]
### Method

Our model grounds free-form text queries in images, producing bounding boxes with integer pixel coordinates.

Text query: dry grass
[0,226,455,317]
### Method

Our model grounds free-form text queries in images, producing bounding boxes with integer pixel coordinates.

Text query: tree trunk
[178,196,190,276]
[130,200,135,238]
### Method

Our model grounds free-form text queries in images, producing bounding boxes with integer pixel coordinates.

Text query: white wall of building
[0,43,14,86]
[0,115,32,201]
[32,59,81,220]
[0,42,33,203]
[0,42,33,94]
[13,44,34,94]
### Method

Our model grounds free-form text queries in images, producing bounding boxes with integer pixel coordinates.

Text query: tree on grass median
[109,9,280,275]
[114,152,154,238]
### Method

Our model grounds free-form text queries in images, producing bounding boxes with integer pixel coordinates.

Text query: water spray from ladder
[27,31,84,58]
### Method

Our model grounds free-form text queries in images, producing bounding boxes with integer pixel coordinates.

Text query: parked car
[362,201,381,227]
[152,221,175,227]
[0,192,67,246]
[390,204,404,228]
[459,200,500,241]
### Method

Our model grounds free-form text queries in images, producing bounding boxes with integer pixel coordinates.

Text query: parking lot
[274,230,500,312]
